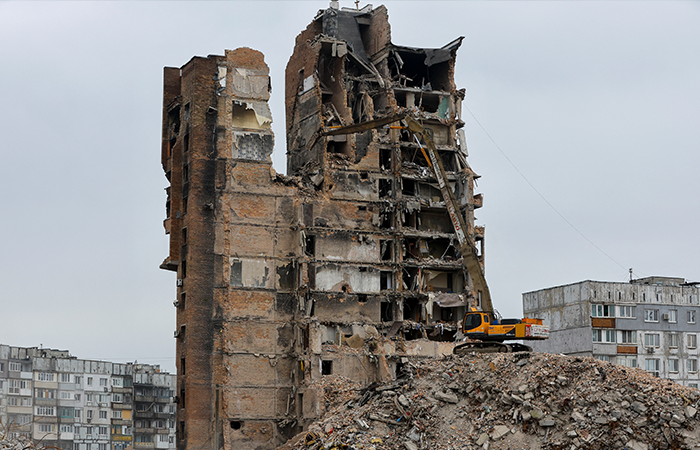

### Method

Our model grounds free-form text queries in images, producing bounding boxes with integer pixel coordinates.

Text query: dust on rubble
[279,352,700,450]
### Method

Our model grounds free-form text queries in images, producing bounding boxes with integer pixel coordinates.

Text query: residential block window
[87,410,93,419]
[35,388,56,399]
[113,411,122,419]
[113,393,122,403]
[87,377,93,386]
[591,304,614,317]
[644,333,660,347]
[60,425,73,433]
[61,392,71,399]
[689,334,698,349]
[99,378,108,387]
[593,329,616,343]
[99,410,107,419]
[9,362,22,371]
[38,424,55,433]
[668,310,678,323]
[669,358,680,373]
[86,393,93,402]
[594,355,612,362]
[36,406,55,416]
[619,330,637,344]
[99,426,108,435]
[9,379,28,393]
[689,359,698,373]
[669,333,679,348]
[644,309,659,322]
[617,356,637,368]
[74,376,82,386]
[0,362,4,371]
[689,310,697,324]
[618,305,636,318]
[60,373,71,383]
[112,378,122,387]
[645,358,660,373]
[75,393,81,401]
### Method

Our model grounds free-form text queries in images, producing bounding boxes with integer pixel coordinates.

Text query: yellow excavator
[320,112,549,353]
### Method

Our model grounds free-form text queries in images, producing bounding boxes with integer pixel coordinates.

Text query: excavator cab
[461,311,490,339]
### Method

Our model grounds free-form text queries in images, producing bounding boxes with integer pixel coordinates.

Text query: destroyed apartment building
[160,4,483,449]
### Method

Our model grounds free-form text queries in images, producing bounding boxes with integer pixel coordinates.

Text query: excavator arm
[321,114,493,316]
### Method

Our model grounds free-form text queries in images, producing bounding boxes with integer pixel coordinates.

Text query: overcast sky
[1,1,698,373]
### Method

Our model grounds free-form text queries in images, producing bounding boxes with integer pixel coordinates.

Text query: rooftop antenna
[355,0,360,10]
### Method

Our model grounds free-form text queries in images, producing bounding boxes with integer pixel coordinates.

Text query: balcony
[134,411,154,419]
[592,318,616,328]
[153,412,173,420]
[112,403,131,410]
[134,443,154,449]
[134,428,155,434]
[135,396,155,403]
[154,397,171,404]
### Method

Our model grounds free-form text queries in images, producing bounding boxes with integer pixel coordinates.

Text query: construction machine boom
[321,113,548,352]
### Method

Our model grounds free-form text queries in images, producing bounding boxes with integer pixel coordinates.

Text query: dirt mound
[280,352,700,450]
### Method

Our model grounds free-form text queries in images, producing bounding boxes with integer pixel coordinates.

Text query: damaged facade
[160,5,483,450]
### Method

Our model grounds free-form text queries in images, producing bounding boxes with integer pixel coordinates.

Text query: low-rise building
[524,276,700,387]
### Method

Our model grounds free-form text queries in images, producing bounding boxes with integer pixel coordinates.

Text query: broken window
[327,138,350,155]
[321,360,333,376]
[180,357,185,375]
[380,240,393,261]
[380,271,393,291]
[180,292,186,309]
[230,421,242,430]
[304,235,316,257]
[230,261,242,287]
[380,148,392,171]
[357,294,368,304]
[381,301,394,322]
[402,267,419,291]
[378,179,392,199]
[403,298,421,321]
[180,260,187,279]
[401,144,428,166]
[181,228,187,245]
[182,164,189,184]
[402,179,416,196]
[379,210,393,229]
[277,262,297,290]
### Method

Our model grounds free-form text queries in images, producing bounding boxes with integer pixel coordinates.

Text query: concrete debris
[279,352,700,450]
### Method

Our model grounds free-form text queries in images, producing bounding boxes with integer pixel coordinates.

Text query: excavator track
[453,342,532,355]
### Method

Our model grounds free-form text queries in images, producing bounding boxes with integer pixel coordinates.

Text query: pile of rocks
[0,431,38,450]
[280,352,700,450]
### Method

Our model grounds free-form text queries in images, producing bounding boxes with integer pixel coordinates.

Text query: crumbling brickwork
[160,5,484,450]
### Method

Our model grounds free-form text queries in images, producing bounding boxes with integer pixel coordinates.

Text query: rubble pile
[281,352,700,450]
[0,431,39,450]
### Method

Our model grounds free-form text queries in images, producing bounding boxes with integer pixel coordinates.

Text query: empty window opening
[180,358,186,375]
[379,211,394,229]
[403,267,420,291]
[379,179,393,199]
[360,172,369,180]
[401,144,429,165]
[179,389,185,409]
[183,103,190,121]
[381,301,394,322]
[403,298,421,321]
[327,139,350,155]
[438,151,457,172]
[181,228,187,245]
[380,240,393,261]
[178,421,186,439]
[357,294,368,304]
[402,179,416,196]
[358,205,367,211]
[359,267,368,273]
[183,133,190,154]
[182,164,189,183]
[180,260,187,279]
[321,360,333,376]
[380,271,393,291]
[308,263,316,290]
[380,149,392,171]
[182,195,188,215]
[180,292,186,309]
[230,261,242,287]
[230,421,242,430]
[304,235,316,257]
[402,211,417,229]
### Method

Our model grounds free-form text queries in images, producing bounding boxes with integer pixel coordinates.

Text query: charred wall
[161,4,485,450]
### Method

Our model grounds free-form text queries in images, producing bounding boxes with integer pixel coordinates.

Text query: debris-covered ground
[280,352,700,450]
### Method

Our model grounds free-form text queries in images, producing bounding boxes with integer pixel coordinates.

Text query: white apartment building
[524,276,700,388]
[0,345,176,450]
